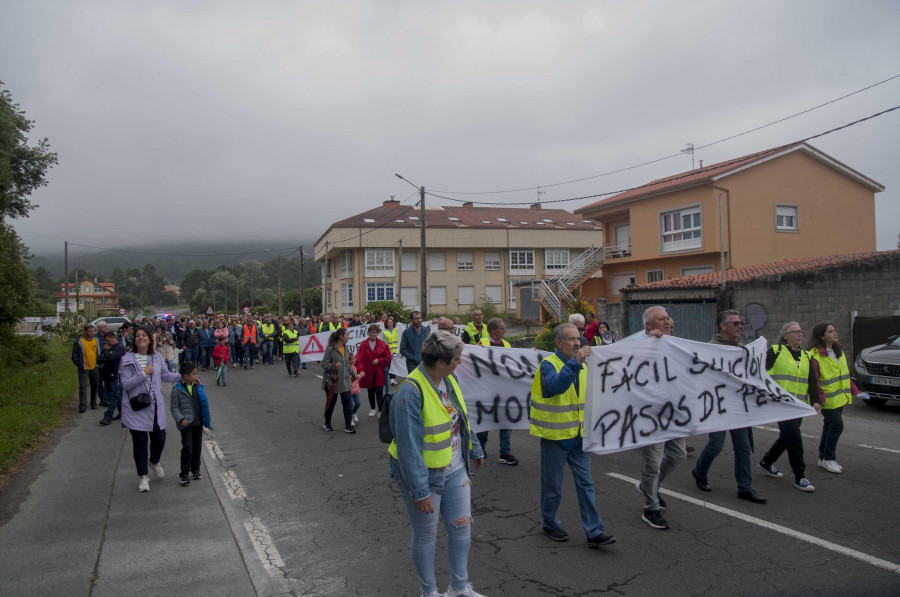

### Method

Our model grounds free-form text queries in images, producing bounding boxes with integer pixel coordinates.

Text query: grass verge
[0,341,78,478]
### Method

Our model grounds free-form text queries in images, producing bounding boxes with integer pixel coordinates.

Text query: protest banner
[582,335,817,455]
[301,322,465,365]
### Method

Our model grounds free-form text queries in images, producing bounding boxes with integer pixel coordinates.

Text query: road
[203,360,900,596]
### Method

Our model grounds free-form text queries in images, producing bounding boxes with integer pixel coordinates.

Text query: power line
[67,243,300,258]
[313,200,421,259]
[427,74,900,196]
[424,104,900,207]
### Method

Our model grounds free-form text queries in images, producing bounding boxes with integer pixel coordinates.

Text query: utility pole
[397,239,402,302]
[299,245,305,316]
[277,254,283,316]
[420,186,427,315]
[64,241,70,314]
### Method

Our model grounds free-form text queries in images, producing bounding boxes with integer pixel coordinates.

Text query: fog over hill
[30,239,320,283]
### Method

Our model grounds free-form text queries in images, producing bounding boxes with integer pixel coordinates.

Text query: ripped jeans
[395,466,472,595]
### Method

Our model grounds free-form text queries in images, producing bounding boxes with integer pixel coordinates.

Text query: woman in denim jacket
[388,331,486,597]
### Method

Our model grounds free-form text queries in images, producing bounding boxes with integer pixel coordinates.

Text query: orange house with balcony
[573,142,884,305]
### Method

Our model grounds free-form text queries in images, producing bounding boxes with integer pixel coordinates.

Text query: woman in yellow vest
[758,322,820,492]
[808,323,860,474]
[381,316,399,388]
[388,331,486,597]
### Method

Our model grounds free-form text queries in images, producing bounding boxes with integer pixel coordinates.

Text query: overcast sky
[3,0,898,260]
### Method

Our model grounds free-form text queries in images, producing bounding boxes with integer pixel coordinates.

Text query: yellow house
[56,279,120,314]
[574,142,884,304]
[315,199,603,318]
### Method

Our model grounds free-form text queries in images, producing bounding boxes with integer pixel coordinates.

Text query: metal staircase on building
[538,245,606,320]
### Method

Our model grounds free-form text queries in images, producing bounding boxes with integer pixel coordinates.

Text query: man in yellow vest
[461,309,486,345]
[758,321,820,491]
[260,316,276,365]
[476,318,519,465]
[282,318,301,376]
[531,323,616,547]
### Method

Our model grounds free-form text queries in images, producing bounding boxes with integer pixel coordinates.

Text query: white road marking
[205,438,285,575]
[858,444,900,455]
[754,425,816,440]
[607,472,900,574]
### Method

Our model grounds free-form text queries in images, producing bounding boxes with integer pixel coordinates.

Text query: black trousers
[367,386,384,410]
[762,417,806,480]
[324,388,353,429]
[130,423,166,477]
[180,425,204,475]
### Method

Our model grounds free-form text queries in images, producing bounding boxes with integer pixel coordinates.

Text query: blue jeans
[200,346,212,369]
[540,437,604,537]
[476,429,512,457]
[819,407,844,461]
[243,344,256,367]
[693,428,753,492]
[230,343,242,365]
[260,340,274,364]
[351,393,361,415]
[102,378,120,419]
[184,347,198,366]
[216,363,227,385]
[396,466,472,595]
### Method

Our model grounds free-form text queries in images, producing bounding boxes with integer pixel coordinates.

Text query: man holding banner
[627,306,686,530]
[692,310,767,504]
[530,323,616,548]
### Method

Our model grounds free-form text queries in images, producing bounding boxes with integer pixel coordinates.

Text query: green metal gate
[626,299,718,342]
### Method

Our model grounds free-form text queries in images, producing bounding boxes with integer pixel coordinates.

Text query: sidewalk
[0,406,267,596]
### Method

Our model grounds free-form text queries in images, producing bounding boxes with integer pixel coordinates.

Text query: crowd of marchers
[69,305,860,597]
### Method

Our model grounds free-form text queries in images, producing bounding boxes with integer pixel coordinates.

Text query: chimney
[462,201,474,209]
[699,160,703,168]
[383,196,400,207]
[530,203,541,211]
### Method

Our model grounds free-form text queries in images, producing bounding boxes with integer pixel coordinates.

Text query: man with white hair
[622,306,684,530]
[568,313,590,347]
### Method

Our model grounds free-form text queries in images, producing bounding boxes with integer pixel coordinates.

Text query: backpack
[379,378,422,444]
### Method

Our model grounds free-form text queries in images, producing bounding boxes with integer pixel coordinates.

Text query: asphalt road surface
[196,359,900,597]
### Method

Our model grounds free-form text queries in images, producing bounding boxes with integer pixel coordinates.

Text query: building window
[609,272,636,297]
[341,283,353,308]
[484,251,501,271]
[647,270,664,283]
[544,248,570,273]
[660,206,702,252]
[457,251,474,271]
[401,251,417,272]
[776,205,798,231]
[429,252,446,271]
[366,282,394,303]
[508,248,534,274]
[340,250,353,279]
[458,286,474,304]
[430,286,447,305]
[365,248,395,277]
[93,285,103,293]
[485,285,502,305]
[681,265,714,277]
[400,287,418,308]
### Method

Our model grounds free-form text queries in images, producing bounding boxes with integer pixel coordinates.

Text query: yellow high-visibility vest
[529,353,585,440]
[479,337,510,348]
[388,368,471,468]
[382,328,398,353]
[767,344,810,403]
[809,349,852,410]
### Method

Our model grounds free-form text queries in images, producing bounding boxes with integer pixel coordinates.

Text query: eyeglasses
[727,321,743,326]
[785,330,803,335]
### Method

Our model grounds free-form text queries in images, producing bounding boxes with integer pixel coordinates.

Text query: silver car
[90,316,131,333]
[855,335,900,406]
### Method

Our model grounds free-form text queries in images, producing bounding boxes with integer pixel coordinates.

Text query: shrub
[364,300,411,323]
[534,320,560,352]
[50,312,86,343]
[566,294,595,318]
[0,325,50,369]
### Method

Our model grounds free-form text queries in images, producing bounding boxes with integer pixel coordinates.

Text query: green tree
[0,82,58,220]
[0,82,57,330]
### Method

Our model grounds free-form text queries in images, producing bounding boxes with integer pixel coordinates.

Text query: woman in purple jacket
[119,325,182,492]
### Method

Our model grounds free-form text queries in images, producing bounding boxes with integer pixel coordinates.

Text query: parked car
[40,317,59,331]
[90,316,131,333]
[854,335,900,406]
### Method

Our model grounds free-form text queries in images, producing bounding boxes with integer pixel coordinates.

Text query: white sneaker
[822,460,842,474]
[391,379,398,385]
[420,591,443,597]
[832,460,843,472]
[445,583,486,597]
[150,462,164,480]
[368,409,377,417]
[353,414,359,424]
[138,476,150,492]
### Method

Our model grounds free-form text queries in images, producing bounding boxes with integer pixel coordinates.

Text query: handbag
[130,392,152,411]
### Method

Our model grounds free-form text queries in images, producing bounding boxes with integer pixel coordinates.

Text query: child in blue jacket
[170,363,212,486]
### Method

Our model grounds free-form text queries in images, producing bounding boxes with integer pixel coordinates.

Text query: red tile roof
[627,251,900,291]
[575,142,884,214]
[328,203,600,231]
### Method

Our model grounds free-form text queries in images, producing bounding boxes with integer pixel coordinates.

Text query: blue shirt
[538,348,584,398]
